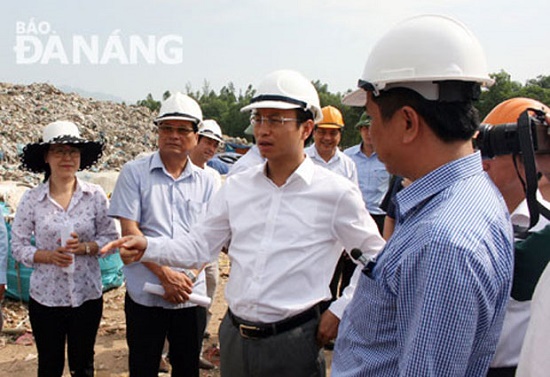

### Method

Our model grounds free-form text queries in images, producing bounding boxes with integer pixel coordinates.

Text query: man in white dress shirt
[103,69,385,377]
[481,98,550,377]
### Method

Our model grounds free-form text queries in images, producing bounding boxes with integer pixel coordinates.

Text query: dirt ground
[0,254,333,376]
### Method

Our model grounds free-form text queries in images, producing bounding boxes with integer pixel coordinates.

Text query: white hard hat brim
[154,114,200,125]
[199,132,224,143]
[342,89,368,107]
[240,100,302,113]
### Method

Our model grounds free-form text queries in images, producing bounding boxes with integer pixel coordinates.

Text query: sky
[1,0,549,104]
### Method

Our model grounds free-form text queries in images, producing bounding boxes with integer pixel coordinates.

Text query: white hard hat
[241,70,322,123]
[198,119,224,143]
[154,92,203,126]
[343,14,494,106]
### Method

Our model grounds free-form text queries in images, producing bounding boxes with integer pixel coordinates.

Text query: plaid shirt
[332,152,514,376]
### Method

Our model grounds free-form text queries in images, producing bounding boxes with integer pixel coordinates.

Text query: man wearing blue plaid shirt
[332,15,514,376]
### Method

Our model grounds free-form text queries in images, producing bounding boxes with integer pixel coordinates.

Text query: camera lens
[476,123,519,158]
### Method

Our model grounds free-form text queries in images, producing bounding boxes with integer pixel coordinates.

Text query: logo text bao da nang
[14,19,184,65]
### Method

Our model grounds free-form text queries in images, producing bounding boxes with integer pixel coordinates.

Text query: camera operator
[478,98,550,377]
[516,112,550,377]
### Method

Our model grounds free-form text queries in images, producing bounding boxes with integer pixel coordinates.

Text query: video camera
[475,108,550,159]
[474,107,550,237]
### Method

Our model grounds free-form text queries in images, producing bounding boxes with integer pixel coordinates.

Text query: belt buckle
[239,324,260,339]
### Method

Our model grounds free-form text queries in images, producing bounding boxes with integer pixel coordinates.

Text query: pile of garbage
[0,82,157,185]
[0,82,250,187]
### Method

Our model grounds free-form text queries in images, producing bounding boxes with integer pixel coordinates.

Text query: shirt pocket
[373,167,389,184]
[184,199,208,226]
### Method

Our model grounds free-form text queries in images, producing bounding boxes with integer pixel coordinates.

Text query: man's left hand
[316,309,340,347]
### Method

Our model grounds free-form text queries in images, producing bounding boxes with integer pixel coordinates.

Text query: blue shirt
[344,143,390,215]
[108,152,215,308]
[332,152,514,377]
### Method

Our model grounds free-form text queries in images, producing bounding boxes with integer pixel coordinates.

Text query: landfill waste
[0,82,250,189]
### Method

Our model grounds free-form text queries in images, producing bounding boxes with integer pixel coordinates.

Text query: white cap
[154,92,203,125]
[343,14,494,106]
[241,70,323,122]
[198,119,224,143]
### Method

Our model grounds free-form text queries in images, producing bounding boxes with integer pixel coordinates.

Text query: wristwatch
[85,243,91,255]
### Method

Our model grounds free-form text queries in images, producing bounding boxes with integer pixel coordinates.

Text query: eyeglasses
[49,147,81,158]
[250,115,300,128]
[158,125,195,135]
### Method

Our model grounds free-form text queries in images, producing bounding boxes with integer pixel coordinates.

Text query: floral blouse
[11,179,119,307]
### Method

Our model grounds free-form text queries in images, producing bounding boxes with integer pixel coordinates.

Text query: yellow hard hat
[317,106,344,129]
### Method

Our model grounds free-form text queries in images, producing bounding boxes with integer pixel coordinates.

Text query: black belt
[228,305,320,339]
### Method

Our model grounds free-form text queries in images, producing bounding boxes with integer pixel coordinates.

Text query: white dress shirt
[305,145,358,185]
[516,260,550,377]
[491,193,550,367]
[143,156,385,323]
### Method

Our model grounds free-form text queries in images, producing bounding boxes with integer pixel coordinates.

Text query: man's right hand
[159,267,194,304]
[101,235,147,264]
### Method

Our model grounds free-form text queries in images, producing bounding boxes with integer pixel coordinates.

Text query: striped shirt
[332,152,514,376]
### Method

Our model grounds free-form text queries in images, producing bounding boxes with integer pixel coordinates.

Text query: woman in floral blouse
[11,120,119,377]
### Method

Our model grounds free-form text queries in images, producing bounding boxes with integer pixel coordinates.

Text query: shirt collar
[396,152,483,220]
[305,144,335,164]
[149,151,198,180]
[37,177,92,202]
[257,154,315,186]
[359,142,378,158]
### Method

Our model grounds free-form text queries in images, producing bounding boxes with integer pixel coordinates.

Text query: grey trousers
[218,311,326,377]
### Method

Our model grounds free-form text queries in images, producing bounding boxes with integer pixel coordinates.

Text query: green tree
[477,70,523,118]
[136,71,550,141]
[136,93,160,112]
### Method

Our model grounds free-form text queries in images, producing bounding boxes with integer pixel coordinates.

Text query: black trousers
[219,311,325,377]
[29,296,103,377]
[124,293,206,377]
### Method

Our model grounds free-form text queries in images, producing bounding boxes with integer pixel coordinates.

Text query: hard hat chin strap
[437,81,481,102]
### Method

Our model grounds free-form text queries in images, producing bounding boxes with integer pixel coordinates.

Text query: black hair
[371,87,480,142]
[296,109,314,124]
[43,165,51,183]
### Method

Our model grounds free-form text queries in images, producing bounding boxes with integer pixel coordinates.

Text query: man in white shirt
[305,105,358,184]
[481,98,550,377]
[190,119,224,191]
[515,108,550,377]
[103,69,385,377]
